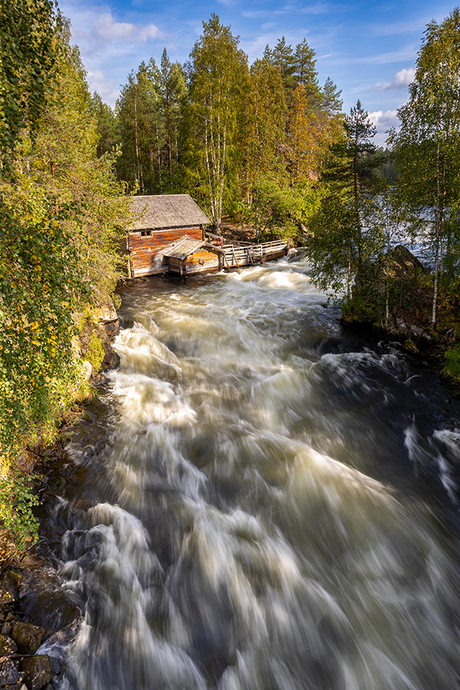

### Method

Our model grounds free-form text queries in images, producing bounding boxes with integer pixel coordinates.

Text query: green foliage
[111,25,343,236]
[84,332,105,374]
[240,178,320,241]
[0,180,89,448]
[271,37,297,96]
[116,53,186,194]
[90,93,119,157]
[443,345,460,382]
[0,17,130,549]
[0,0,60,164]
[185,13,248,230]
[0,474,40,549]
[305,190,358,295]
[390,8,460,324]
[0,189,90,546]
[305,101,382,297]
[19,28,131,300]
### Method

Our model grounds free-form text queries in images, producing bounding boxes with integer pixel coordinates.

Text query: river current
[40,252,460,689]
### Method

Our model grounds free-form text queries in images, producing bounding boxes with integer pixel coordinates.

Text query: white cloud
[376,67,415,91]
[242,11,266,18]
[369,17,428,37]
[368,108,400,146]
[94,12,134,41]
[86,68,120,105]
[185,20,204,36]
[69,8,166,55]
[292,2,336,15]
[243,2,335,18]
[139,24,165,42]
[343,45,418,66]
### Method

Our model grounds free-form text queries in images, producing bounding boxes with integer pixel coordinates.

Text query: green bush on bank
[443,345,460,382]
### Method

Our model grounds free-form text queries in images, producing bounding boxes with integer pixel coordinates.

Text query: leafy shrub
[443,345,460,382]
[84,332,105,375]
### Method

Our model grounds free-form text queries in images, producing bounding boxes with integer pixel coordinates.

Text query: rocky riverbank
[0,557,81,690]
[0,300,123,690]
[341,245,460,388]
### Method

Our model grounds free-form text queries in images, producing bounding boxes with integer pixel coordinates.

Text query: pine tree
[345,100,377,266]
[116,64,165,193]
[272,37,297,99]
[321,77,343,115]
[305,101,379,295]
[159,49,186,190]
[294,39,321,105]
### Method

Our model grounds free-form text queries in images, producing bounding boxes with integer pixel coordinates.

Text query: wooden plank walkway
[219,239,290,268]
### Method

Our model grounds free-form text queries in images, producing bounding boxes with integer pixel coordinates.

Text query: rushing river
[40,252,460,690]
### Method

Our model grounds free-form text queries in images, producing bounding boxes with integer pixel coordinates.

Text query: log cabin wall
[184,250,220,274]
[128,226,203,277]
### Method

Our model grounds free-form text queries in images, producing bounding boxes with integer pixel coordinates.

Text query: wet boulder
[19,655,59,690]
[0,658,23,687]
[0,632,17,656]
[94,302,118,324]
[343,245,446,347]
[19,572,81,638]
[10,622,45,654]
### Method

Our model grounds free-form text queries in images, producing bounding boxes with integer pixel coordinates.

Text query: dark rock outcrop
[0,658,23,687]
[19,571,81,638]
[10,621,45,654]
[343,245,459,353]
[20,655,59,690]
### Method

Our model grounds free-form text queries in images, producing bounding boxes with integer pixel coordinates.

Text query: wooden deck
[219,239,290,269]
[163,232,291,277]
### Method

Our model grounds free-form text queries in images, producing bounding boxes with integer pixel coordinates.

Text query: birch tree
[391,8,460,324]
[186,14,248,231]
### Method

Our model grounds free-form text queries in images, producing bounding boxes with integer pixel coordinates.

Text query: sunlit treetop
[0,0,61,162]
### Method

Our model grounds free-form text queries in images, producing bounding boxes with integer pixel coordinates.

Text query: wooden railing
[221,239,290,267]
[203,229,290,268]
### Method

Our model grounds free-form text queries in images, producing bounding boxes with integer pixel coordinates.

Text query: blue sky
[60,0,457,145]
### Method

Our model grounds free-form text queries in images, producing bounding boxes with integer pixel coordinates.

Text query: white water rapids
[42,254,460,689]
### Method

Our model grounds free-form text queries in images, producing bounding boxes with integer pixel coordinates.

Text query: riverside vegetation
[1,0,460,552]
[0,1,130,554]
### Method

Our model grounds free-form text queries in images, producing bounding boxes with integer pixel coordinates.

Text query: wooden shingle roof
[163,238,206,260]
[128,194,210,231]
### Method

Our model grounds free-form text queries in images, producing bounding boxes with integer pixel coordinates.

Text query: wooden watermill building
[127,194,211,278]
[126,194,291,278]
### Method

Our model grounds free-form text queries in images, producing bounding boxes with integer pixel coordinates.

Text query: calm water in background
[40,252,460,690]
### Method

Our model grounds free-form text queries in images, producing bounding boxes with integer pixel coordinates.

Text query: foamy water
[41,255,460,689]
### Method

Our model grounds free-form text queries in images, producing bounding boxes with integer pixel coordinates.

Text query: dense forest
[95,11,460,333]
[93,16,344,237]
[1,0,460,548]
